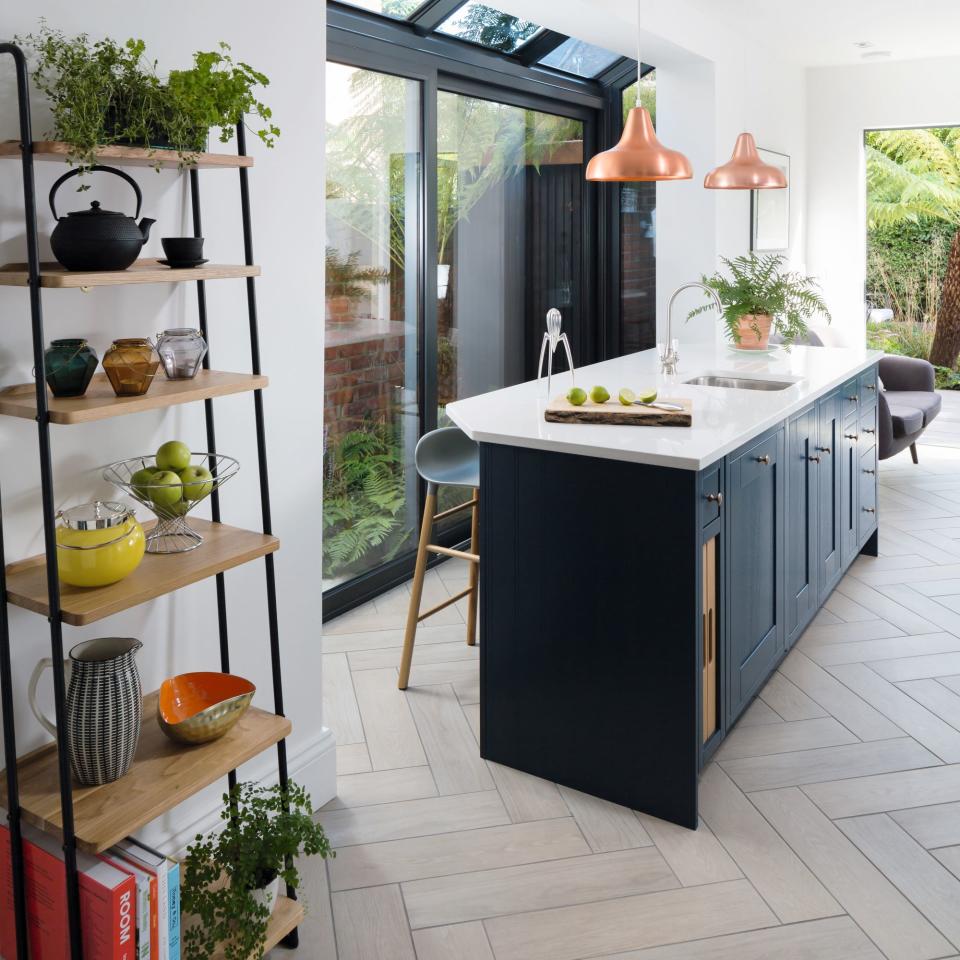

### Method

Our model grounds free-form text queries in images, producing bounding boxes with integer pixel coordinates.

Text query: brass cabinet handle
[863,428,876,435]
[862,506,876,513]
[706,492,724,507]
[817,446,832,455]
[845,434,859,441]
[756,454,771,464]
[809,455,821,463]
[847,395,859,402]
[863,468,876,475]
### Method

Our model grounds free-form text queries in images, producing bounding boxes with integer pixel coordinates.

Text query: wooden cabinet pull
[706,492,723,506]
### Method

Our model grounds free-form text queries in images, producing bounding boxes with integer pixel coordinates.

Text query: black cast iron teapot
[49,165,155,271]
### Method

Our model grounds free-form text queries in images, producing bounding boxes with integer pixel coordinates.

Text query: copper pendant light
[585,1,692,182]
[703,132,787,190]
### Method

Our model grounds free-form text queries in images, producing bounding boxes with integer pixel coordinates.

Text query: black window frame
[324,1,648,620]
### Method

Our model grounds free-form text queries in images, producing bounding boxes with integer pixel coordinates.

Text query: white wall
[806,55,960,345]
[0,1,332,853]
[499,0,809,347]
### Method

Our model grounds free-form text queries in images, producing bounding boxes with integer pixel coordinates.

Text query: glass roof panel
[539,38,621,77]
[437,2,542,53]
[336,0,426,18]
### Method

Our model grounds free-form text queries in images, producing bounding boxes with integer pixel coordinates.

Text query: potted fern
[326,247,390,324]
[691,253,830,349]
[182,781,333,960]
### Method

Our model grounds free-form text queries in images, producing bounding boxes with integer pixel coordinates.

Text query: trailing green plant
[182,781,332,960]
[690,253,831,346]
[325,247,390,302]
[16,22,278,172]
[323,421,410,578]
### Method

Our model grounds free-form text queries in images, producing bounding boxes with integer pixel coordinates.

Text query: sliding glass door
[437,90,585,413]
[324,62,421,591]
[324,54,596,615]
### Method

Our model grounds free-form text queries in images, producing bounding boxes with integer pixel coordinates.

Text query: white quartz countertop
[446,343,883,471]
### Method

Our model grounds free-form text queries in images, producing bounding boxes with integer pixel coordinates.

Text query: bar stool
[398,426,480,690]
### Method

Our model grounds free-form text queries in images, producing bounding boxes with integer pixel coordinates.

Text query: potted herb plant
[325,246,390,324]
[16,22,279,172]
[182,781,333,960]
[690,253,831,349]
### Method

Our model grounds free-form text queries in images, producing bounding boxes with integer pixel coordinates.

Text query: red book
[0,820,136,960]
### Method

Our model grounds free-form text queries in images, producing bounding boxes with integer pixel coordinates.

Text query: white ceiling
[509,0,960,67]
[695,0,960,66]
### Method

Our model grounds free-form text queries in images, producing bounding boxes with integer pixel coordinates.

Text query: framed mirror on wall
[750,148,790,252]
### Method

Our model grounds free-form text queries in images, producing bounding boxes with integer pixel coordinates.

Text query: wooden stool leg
[466,488,480,647]
[399,484,437,690]
[910,441,919,464]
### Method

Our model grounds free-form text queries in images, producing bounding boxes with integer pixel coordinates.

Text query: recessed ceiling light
[853,40,874,48]
[861,49,892,60]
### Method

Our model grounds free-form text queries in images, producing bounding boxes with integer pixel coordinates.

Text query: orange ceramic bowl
[158,672,255,745]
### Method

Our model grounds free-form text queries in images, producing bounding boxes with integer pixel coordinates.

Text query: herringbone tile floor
[289,392,960,960]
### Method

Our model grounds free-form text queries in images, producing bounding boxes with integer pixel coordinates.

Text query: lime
[566,386,587,406]
[618,388,636,406]
[638,388,658,404]
[589,385,610,404]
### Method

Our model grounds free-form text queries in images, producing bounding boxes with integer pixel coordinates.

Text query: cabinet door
[859,443,878,543]
[817,391,843,600]
[727,429,785,722]
[841,415,860,566]
[786,407,818,646]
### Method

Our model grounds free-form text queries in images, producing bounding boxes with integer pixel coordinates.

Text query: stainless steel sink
[684,375,795,391]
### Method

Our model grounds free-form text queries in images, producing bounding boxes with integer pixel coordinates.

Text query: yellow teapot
[56,501,145,588]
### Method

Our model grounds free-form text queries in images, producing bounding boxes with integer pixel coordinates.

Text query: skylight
[539,38,621,78]
[337,0,426,18]
[437,2,542,53]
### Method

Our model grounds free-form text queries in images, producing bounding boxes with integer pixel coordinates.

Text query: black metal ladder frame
[0,41,297,957]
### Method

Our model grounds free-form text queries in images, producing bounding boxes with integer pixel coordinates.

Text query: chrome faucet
[660,282,723,375]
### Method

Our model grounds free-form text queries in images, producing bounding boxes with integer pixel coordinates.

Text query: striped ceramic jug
[29,637,143,786]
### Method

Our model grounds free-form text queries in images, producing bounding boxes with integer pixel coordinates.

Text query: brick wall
[324,319,406,443]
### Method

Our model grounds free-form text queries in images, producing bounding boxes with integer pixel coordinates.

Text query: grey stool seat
[399,426,481,690]
[416,427,480,488]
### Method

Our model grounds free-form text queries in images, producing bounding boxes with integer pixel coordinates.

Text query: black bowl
[161,237,204,262]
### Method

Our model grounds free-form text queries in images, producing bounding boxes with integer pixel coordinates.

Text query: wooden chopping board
[545,396,692,427]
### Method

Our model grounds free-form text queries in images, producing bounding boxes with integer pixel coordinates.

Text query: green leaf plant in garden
[690,253,831,347]
[182,781,332,960]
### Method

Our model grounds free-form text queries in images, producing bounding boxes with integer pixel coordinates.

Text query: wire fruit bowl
[103,453,240,554]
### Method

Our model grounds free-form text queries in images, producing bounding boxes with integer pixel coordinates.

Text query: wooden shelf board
[0,371,269,425]
[0,259,260,288]
[6,520,279,626]
[0,140,253,169]
[0,690,290,855]
[202,897,302,960]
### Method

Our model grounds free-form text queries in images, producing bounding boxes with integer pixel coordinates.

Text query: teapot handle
[49,164,143,222]
[28,657,72,739]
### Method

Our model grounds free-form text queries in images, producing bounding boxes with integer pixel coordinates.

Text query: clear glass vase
[156,328,208,380]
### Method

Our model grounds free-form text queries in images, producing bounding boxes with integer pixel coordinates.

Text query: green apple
[130,466,158,499]
[156,440,191,473]
[179,465,214,501]
[150,470,183,509]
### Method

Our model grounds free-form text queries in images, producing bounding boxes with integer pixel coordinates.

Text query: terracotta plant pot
[735,314,773,350]
[327,295,357,325]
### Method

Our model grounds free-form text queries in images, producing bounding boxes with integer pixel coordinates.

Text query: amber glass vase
[102,338,161,397]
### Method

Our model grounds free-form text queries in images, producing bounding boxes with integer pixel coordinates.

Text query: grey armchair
[878,355,942,463]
